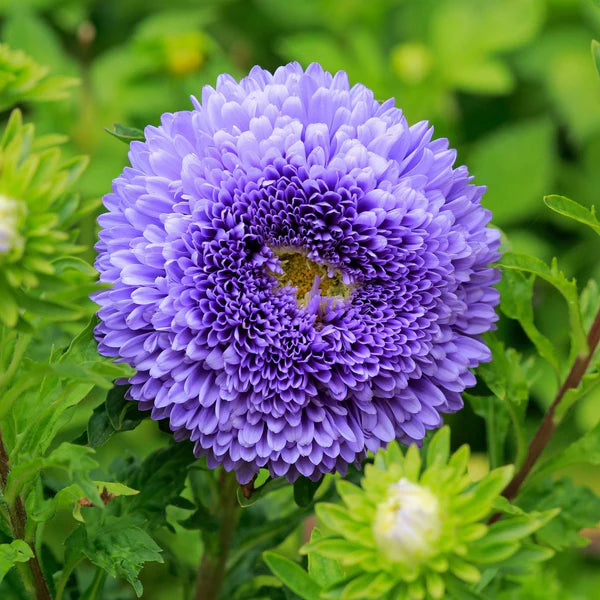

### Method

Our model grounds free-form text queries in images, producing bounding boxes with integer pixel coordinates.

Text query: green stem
[55,557,83,600]
[81,567,107,600]
[0,334,31,390]
[193,470,240,600]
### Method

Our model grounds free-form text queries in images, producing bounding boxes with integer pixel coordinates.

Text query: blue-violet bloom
[94,62,500,483]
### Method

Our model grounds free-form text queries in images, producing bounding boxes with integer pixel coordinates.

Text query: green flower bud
[0,194,23,256]
[304,427,559,600]
[373,478,441,564]
[0,109,92,328]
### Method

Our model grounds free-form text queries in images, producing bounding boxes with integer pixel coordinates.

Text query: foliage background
[1,0,600,597]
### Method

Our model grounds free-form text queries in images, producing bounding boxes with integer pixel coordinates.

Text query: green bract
[301,427,558,600]
[0,43,76,111]
[0,109,92,328]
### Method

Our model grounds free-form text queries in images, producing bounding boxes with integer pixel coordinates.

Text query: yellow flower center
[272,249,353,307]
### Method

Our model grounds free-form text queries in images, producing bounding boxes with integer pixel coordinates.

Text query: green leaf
[293,476,323,507]
[306,528,346,589]
[499,253,587,362]
[475,335,530,467]
[554,369,600,422]
[315,504,367,543]
[458,466,514,522]
[445,575,489,599]
[65,509,163,597]
[111,442,196,529]
[518,477,600,550]
[85,385,145,448]
[0,540,33,584]
[263,552,322,600]
[29,480,138,523]
[469,118,554,225]
[5,442,100,506]
[544,195,600,236]
[4,320,133,459]
[338,572,395,599]
[426,425,451,468]
[104,123,145,144]
[492,543,554,575]
[532,421,600,482]
[497,269,560,377]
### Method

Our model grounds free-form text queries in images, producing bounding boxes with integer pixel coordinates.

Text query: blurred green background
[2,0,600,597]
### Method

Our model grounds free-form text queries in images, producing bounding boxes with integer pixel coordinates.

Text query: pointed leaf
[263,552,322,600]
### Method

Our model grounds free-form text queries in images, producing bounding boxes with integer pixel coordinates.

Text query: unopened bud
[0,195,22,256]
[373,478,441,564]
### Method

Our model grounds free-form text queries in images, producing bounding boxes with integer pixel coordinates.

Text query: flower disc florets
[94,62,500,483]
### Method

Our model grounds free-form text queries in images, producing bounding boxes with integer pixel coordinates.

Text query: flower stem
[0,428,52,600]
[194,470,240,600]
[502,304,600,502]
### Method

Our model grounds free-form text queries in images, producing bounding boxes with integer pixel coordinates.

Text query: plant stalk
[0,428,52,600]
[501,304,600,502]
[194,470,240,600]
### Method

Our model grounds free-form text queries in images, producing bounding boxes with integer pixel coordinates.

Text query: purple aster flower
[94,62,500,483]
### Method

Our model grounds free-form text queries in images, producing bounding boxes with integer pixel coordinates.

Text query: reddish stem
[502,305,600,502]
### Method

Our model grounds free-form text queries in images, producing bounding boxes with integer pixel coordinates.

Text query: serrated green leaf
[4,320,133,458]
[112,442,196,529]
[518,477,600,550]
[263,552,322,600]
[532,421,600,482]
[544,195,600,236]
[5,442,99,506]
[0,540,33,584]
[497,269,560,377]
[65,509,163,597]
[500,252,586,362]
